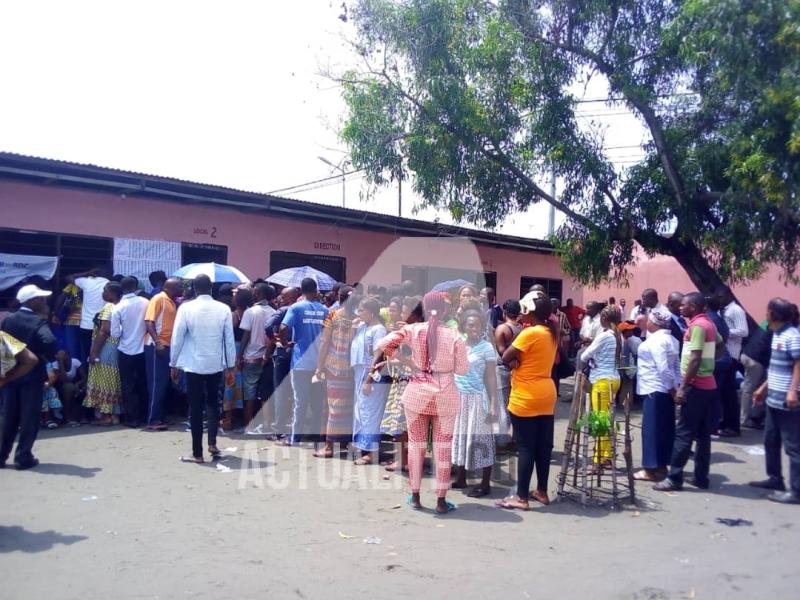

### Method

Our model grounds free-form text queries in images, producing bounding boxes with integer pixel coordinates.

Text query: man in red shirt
[561,298,585,355]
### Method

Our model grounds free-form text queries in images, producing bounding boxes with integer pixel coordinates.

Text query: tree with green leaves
[336,0,799,305]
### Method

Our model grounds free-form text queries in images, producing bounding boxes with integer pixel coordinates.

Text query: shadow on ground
[0,526,87,553]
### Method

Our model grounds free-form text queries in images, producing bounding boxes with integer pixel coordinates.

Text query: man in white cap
[0,284,58,469]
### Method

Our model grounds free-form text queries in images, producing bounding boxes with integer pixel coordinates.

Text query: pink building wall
[0,180,580,304]
[586,252,799,318]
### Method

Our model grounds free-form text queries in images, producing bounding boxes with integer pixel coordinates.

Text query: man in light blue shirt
[170,274,236,463]
[279,277,329,445]
[751,298,800,504]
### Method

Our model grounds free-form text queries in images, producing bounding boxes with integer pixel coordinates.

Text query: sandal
[633,469,659,482]
[495,495,529,511]
[529,490,550,505]
[180,456,204,464]
[354,455,373,465]
[313,449,334,458]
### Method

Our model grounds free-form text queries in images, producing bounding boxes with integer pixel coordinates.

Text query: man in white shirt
[716,287,750,437]
[111,277,150,427]
[579,302,602,346]
[237,282,277,435]
[67,267,110,363]
[170,274,236,463]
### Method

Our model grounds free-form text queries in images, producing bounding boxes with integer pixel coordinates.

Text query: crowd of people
[1,268,798,510]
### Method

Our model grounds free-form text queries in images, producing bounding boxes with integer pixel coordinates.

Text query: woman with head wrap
[496,292,559,510]
[375,290,469,514]
[633,307,682,481]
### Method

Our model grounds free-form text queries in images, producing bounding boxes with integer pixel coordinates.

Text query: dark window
[270,251,346,283]
[182,243,228,265]
[483,271,497,293]
[519,276,563,301]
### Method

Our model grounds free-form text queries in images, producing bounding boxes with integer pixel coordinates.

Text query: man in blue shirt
[750,298,800,504]
[279,278,329,445]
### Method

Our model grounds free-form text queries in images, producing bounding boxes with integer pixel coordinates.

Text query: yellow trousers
[591,377,620,463]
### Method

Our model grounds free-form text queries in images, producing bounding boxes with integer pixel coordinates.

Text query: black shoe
[14,458,39,471]
[654,478,682,492]
[749,478,786,491]
[742,419,764,430]
[715,428,740,438]
[123,422,142,429]
[767,491,800,504]
[687,477,710,490]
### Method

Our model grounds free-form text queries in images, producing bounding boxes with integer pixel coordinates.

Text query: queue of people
[1,270,798,510]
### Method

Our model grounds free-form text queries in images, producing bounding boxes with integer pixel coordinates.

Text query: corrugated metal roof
[0,151,554,253]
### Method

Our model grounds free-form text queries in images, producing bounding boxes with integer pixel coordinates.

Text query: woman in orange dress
[497,292,558,510]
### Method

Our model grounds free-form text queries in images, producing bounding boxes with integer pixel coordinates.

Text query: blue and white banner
[0,253,59,291]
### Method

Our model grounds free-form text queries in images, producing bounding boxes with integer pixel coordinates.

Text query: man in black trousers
[111,276,150,427]
[1,284,58,469]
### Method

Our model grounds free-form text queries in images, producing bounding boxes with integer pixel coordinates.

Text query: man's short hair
[120,276,138,294]
[254,282,276,302]
[684,291,705,311]
[149,270,167,286]
[300,277,318,295]
[193,274,212,295]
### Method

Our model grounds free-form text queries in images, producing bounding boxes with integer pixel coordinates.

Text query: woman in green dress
[84,282,123,425]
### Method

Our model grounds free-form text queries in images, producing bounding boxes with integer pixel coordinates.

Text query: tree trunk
[666,238,759,330]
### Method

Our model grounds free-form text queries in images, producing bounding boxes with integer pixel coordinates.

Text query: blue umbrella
[431,278,474,292]
[172,262,250,283]
[266,265,337,291]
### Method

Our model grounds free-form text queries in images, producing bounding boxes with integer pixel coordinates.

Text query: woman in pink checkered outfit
[376,291,468,514]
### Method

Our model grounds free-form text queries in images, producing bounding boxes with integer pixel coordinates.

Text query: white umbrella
[172,262,250,283]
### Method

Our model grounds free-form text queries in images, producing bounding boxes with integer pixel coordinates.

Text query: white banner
[0,253,59,290]
[113,238,182,291]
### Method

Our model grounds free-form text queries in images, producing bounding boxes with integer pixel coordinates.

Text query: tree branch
[372,68,600,230]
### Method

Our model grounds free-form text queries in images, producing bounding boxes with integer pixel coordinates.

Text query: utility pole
[548,169,556,236]
[318,155,348,208]
[398,177,402,217]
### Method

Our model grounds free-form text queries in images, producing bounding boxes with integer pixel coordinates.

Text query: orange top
[508,324,558,417]
[144,292,177,346]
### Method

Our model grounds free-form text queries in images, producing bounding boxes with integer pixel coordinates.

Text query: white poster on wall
[0,253,59,290]
[113,238,182,291]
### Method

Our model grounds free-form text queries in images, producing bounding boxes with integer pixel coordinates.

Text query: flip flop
[633,469,658,482]
[495,496,529,511]
[435,500,457,514]
[406,494,422,511]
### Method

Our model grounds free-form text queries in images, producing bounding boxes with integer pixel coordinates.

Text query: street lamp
[318,155,349,208]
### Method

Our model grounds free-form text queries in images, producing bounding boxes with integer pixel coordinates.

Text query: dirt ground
[0,387,797,600]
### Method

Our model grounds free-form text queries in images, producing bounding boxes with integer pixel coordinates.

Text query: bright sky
[0,0,647,240]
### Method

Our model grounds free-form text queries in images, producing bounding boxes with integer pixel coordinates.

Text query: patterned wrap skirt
[84,339,123,415]
[451,391,496,470]
[325,371,354,443]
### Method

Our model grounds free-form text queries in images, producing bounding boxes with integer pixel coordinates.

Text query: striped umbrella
[431,278,474,292]
[266,266,337,291]
[172,262,250,283]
